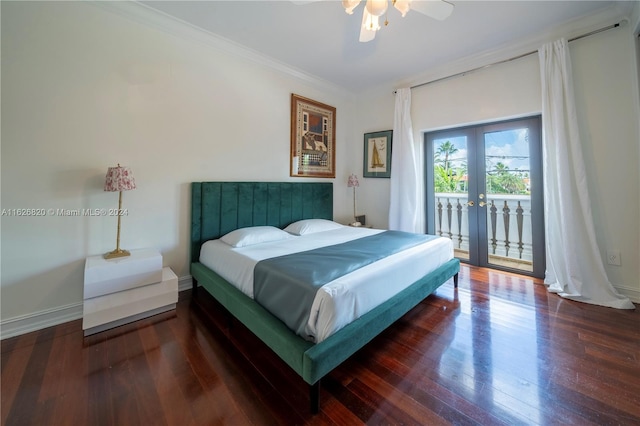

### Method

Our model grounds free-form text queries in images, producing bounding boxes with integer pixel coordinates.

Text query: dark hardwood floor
[2,265,639,425]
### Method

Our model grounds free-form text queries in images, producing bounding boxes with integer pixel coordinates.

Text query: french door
[425,116,545,278]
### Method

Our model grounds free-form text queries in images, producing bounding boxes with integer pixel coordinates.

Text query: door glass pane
[433,137,469,260]
[484,129,533,272]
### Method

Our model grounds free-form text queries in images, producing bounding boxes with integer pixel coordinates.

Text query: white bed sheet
[199,226,454,342]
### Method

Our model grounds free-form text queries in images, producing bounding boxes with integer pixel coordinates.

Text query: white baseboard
[0,275,193,340]
[615,285,640,304]
[178,274,194,292]
[0,302,84,340]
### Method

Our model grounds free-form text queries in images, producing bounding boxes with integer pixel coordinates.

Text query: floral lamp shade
[104,165,136,192]
[347,173,360,188]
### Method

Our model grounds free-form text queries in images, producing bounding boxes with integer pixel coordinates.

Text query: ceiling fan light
[393,0,410,17]
[342,0,361,15]
[363,9,381,31]
[365,0,388,17]
[359,8,377,41]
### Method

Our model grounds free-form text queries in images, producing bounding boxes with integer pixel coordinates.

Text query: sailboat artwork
[370,139,385,169]
[364,130,392,178]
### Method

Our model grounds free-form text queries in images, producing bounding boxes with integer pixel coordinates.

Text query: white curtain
[538,39,634,309]
[389,88,423,233]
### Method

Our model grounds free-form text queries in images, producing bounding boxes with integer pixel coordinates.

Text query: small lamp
[347,173,361,226]
[103,164,136,259]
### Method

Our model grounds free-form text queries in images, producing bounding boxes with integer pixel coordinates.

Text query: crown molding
[89,1,349,96]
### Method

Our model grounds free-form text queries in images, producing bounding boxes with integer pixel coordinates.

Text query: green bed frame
[190,182,460,413]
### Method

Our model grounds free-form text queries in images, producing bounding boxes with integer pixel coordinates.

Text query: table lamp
[347,173,361,226]
[103,164,136,259]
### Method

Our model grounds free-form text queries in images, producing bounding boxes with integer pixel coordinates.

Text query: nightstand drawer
[84,248,162,299]
[83,267,178,335]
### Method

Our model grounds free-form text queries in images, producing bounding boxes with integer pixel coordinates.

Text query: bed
[190,181,460,413]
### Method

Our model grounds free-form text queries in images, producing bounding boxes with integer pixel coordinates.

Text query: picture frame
[363,130,392,178]
[290,94,336,178]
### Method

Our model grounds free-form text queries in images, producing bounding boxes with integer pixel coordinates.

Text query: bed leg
[453,273,459,288]
[310,381,320,414]
[192,277,198,296]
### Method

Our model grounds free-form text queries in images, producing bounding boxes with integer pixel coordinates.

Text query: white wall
[348,88,395,229]
[0,2,356,330]
[353,23,640,301]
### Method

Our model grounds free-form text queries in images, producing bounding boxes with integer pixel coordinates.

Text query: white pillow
[284,219,343,236]
[220,226,292,248]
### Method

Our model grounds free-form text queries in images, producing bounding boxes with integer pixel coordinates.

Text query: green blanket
[253,231,437,340]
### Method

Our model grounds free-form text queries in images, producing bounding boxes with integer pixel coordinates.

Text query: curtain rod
[396,20,625,93]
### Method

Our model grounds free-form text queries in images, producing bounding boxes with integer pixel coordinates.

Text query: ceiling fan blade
[359,8,377,42]
[410,0,454,21]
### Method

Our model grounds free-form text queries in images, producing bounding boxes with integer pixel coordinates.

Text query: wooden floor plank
[0,343,31,424]
[3,327,56,426]
[45,326,89,426]
[1,265,639,425]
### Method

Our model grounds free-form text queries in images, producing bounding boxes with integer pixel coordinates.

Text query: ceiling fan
[293,0,455,43]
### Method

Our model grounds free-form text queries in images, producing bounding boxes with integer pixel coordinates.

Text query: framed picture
[363,130,392,178]
[290,94,336,178]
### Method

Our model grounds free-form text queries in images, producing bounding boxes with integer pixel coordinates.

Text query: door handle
[467,200,475,207]
[479,201,486,207]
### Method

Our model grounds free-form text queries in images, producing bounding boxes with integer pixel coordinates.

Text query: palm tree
[488,162,526,194]
[493,162,508,174]
[499,172,526,194]
[435,141,458,175]
[434,141,466,193]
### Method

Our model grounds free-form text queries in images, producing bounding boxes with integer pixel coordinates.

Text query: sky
[434,127,530,174]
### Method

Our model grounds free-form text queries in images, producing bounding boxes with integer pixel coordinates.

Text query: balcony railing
[434,193,533,271]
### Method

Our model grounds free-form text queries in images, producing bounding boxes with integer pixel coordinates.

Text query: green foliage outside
[434,141,529,195]
[434,141,466,193]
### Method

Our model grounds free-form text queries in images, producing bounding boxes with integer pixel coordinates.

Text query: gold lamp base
[104,189,131,260]
[104,248,131,259]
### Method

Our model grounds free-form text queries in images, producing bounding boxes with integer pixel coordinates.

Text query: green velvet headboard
[191,182,333,263]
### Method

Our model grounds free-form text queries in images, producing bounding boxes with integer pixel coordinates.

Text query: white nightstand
[82,248,178,336]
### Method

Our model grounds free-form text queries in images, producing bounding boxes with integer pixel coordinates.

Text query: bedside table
[82,248,178,336]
